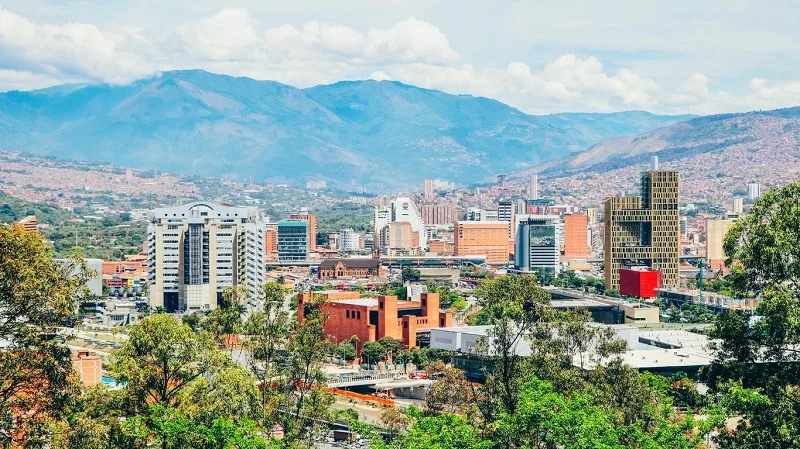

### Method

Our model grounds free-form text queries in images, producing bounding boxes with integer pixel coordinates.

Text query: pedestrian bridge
[326,372,402,388]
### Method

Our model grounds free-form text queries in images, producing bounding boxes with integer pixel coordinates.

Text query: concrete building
[562,213,589,260]
[289,211,317,251]
[420,204,458,226]
[747,182,761,200]
[338,228,361,252]
[297,291,453,351]
[515,216,561,275]
[264,223,278,261]
[374,197,426,252]
[529,173,539,200]
[423,179,433,200]
[147,202,266,312]
[706,218,735,270]
[604,171,680,290]
[454,221,510,264]
[732,197,744,214]
[278,219,309,262]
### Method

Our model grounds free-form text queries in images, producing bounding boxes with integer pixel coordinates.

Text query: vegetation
[10,181,800,449]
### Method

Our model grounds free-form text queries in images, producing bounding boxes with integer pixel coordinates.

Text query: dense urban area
[4,147,800,449]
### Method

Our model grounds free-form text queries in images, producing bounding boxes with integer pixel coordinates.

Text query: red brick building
[619,267,663,299]
[318,258,384,280]
[297,291,453,351]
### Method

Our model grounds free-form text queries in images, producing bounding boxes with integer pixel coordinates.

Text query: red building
[297,290,453,351]
[619,267,663,299]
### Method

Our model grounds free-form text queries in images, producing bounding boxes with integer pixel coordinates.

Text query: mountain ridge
[0,69,694,188]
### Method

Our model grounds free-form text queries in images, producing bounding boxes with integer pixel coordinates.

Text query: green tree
[704,181,800,447]
[114,314,224,411]
[0,225,88,446]
[362,341,387,364]
[399,414,491,449]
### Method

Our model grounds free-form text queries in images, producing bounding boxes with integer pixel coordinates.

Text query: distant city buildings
[747,182,761,200]
[147,202,266,312]
[375,197,426,254]
[306,180,327,190]
[420,204,458,226]
[338,228,362,252]
[732,197,744,214]
[604,171,680,291]
[14,215,37,232]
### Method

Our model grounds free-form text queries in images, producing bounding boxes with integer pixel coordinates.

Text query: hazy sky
[2,0,799,114]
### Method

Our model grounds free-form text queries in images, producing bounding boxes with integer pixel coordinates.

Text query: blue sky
[1,0,799,114]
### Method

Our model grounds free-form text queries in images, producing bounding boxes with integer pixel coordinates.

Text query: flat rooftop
[638,330,716,350]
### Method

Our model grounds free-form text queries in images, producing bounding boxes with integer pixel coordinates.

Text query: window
[356,311,361,319]
[379,301,384,309]
[346,310,350,318]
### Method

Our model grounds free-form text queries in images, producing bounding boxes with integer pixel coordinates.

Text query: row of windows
[345,310,362,319]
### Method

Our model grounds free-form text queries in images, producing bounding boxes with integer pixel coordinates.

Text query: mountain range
[524,107,800,206]
[0,70,692,188]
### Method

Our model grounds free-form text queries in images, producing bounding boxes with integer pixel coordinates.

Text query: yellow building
[706,219,735,270]
[604,171,680,290]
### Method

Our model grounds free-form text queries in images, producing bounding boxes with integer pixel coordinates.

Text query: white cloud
[2,5,800,115]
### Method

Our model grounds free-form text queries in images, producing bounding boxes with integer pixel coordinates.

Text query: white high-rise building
[374,197,426,251]
[747,183,761,200]
[147,202,266,313]
[339,228,361,252]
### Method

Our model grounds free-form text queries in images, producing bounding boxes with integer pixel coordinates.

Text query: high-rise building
[706,218,735,270]
[278,220,309,261]
[562,213,589,260]
[374,197,426,251]
[732,197,744,214]
[586,208,598,225]
[289,211,317,251]
[454,221,510,263]
[420,204,458,225]
[147,202,266,312]
[604,171,680,290]
[498,200,514,222]
[339,228,361,252]
[265,223,278,261]
[381,222,418,255]
[423,179,434,200]
[747,183,761,200]
[515,216,561,275]
[529,173,539,200]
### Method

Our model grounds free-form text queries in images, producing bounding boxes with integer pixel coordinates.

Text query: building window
[356,311,361,319]
[346,310,350,318]
[379,301,384,309]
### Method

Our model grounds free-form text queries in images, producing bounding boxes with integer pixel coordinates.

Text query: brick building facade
[317,258,384,280]
[297,291,453,352]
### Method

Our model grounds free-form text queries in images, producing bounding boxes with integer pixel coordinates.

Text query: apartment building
[147,202,266,312]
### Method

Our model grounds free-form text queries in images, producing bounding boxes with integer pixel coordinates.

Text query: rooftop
[335,298,380,307]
